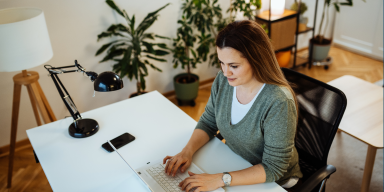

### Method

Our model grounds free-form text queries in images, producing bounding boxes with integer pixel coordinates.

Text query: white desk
[27,91,285,192]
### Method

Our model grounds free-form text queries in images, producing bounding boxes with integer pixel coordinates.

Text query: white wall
[1,0,378,147]
[333,0,383,60]
[0,0,230,147]
[284,0,382,60]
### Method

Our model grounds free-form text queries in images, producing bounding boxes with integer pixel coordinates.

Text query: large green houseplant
[311,0,364,61]
[96,0,170,96]
[171,0,223,106]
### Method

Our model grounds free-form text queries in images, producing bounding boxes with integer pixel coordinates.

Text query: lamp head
[93,71,124,92]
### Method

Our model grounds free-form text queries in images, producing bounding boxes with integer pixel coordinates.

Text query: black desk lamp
[44,60,123,138]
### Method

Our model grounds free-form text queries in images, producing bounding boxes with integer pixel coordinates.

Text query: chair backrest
[281,68,347,181]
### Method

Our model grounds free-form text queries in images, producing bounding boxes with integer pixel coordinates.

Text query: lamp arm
[44,60,98,81]
[50,73,82,121]
[42,60,122,138]
[45,60,100,124]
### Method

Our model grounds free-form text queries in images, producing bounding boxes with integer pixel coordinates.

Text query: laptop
[107,140,225,192]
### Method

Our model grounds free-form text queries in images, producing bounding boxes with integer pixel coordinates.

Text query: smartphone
[102,132,135,152]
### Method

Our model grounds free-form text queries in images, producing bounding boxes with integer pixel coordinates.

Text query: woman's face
[217,47,255,87]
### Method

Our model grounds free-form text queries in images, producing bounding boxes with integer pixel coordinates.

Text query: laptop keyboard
[146,163,196,192]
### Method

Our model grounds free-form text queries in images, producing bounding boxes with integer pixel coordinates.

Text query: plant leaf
[132,57,139,80]
[147,62,162,72]
[130,15,136,33]
[95,41,117,56]
[155,43,168,49]
[120,46,133,79]
[140,74,146,91]
[333,3,340,12]
[142,41,155,54]
[340,0,353,6]
[141,33,154,40]
[132,37,141,55]
[136,3,170,35]
[100,49,125,63]
[146,55,167,62]
[155,34,171,40]
[106,0,124,17]
[140,61,148,76]
[112,63,122,74]
[153,49,169,56]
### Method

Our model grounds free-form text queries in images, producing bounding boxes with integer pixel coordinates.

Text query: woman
[163,20,302,192]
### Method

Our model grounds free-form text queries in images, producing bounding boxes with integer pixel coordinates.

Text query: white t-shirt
[231,84,265,125]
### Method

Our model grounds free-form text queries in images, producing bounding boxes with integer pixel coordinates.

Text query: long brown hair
[216,20,299,119]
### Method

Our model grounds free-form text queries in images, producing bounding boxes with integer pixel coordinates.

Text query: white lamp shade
[0,7,53,72]
[271,0,285,15]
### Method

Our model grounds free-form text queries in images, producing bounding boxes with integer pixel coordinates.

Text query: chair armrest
[295,165,336,192]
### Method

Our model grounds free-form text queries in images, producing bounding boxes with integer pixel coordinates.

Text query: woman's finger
[180,178,191,190]
[164,157,174,174]
[171,160,184,176]
[194,187,202,192]
[180,161,191,173]
[166,158,177,175]
[178,178,185,187]
[188,171,195,176]
[185,182,199,192]
[181,178,197,190]
[163,156,172,164]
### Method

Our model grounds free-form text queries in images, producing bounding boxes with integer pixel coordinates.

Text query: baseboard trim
[333,43,383,61]
[162,77,215,99]
[0,138,31,158]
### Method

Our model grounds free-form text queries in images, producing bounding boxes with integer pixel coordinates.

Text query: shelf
[256,9,297,22]
[298,26,313,34]
[275,45,295,53]
[261,0,319,69]
[287,54,308,69]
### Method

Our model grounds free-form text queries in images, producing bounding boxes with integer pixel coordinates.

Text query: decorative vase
[275,50,291,68]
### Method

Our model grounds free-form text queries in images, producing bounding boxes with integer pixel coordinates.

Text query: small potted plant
[291,0,308,32]
[311,0,363,62]
[172,16,200,106]
[228,0,262,20]
[171,0,222,106]
[96,0,170,97]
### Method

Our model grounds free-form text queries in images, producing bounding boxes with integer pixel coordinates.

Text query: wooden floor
[0,46,382,192]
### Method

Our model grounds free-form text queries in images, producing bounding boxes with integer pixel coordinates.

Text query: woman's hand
[163,150,193,176]
[179,171,224,192]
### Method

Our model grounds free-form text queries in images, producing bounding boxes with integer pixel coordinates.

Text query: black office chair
[281,68,347,192]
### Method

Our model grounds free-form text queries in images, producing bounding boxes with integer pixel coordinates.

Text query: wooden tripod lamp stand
[0,7,56,188]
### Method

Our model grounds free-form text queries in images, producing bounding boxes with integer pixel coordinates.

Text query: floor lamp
[0,8,56,188]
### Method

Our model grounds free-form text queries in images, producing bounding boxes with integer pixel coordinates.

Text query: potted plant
[228,0,262,20]
[311,0,363,61]
[171,0,222,106]
[291,0,308,31]
[96,0,170,97]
